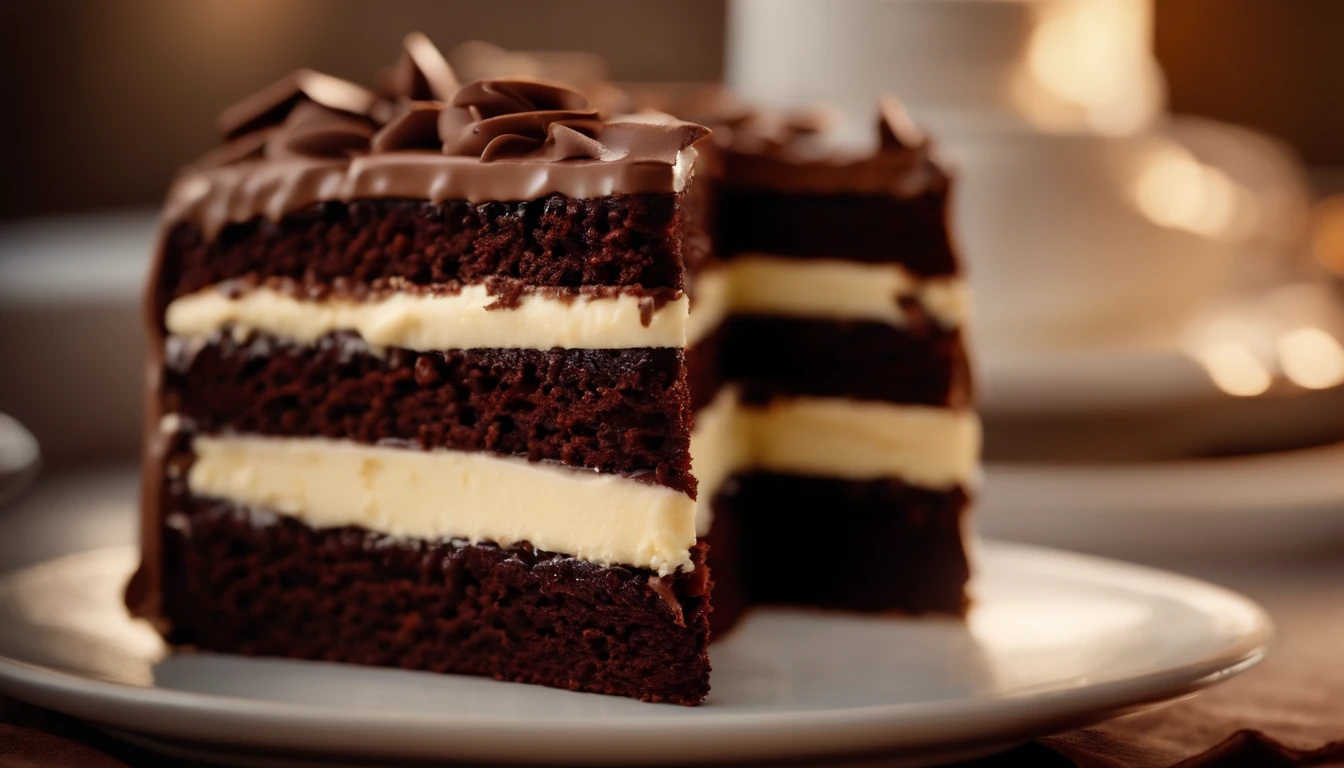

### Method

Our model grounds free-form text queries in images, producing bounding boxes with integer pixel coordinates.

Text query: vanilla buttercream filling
[688,387,748,535]
[739,398,979,489]
[175,393,972,573]
[166,284,691,351]
[164,255,964,356]
[726,254,967,328]
[185,435,697,574]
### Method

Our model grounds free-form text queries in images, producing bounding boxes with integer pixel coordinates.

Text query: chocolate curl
[266,102,374,160]
[217,68,378,140]
[378,32,459,101]
[445,110,595,157]
[878,94,926,150]
[479,121,610,162]
[439,78,599,158]
[370,101,444,152]
[452,78,591,117]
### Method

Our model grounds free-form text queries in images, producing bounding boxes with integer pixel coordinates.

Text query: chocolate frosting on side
[166,33,710,238]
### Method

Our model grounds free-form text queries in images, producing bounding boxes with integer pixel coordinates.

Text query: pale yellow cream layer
[186,435,697,574]
[727,254,968,328]
[739,398,980,489]
[688,387,748,535]
[164,255,964,355]
[165,284,692,351]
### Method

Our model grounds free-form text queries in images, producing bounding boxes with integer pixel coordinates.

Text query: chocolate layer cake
[128,34,714,704]
[129,33,980,705]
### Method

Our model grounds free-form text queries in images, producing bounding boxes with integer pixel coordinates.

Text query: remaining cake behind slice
[714,97,977,617]
[128,34,715,704]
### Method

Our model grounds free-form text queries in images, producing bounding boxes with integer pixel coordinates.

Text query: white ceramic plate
[980,440,1344,560]
[0,543,1270,767]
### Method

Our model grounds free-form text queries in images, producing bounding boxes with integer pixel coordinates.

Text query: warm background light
[1278,327,1344,390]
[1194,341,1273,397]
[1131,144,1258,242]
[1311,195,1344,277]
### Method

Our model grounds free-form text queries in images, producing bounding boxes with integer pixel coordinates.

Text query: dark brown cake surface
[726,474,970,615]
[716,190,957,275]
[161,497,712,704]
[723,316,971,407]
[159,193,687,313]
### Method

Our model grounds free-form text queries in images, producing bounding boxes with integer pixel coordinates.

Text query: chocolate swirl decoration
[198,68,380,169]
[187,32,710,177]
[439,78,602,160]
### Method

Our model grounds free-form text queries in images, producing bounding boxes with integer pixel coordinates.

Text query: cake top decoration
[166,34,712,236]
[199,33,707,171]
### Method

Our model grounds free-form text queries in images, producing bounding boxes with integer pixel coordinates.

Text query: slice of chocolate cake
[127,34,715,704]
[129,32,981,705]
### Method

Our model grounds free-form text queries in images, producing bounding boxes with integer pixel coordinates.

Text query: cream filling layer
[739,398,980,489]
[185,435,697,574]
[165,284,692,351]
[688,386,748,535]
[163,255,963,355]
[726,254,967,328]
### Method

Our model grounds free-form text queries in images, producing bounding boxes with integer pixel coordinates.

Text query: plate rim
[0,542,1274,764]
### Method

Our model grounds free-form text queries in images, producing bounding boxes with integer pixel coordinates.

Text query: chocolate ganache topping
[166,33,710,237]
[625,82,944,198]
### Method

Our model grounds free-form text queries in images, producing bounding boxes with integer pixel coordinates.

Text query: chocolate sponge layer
[158,192,688,316]
[165,330,695,496]
[161,496,712,705]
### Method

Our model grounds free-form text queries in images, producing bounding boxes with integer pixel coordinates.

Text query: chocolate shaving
[266,102,374,160]
[382,32,460,101]
[370,101,444,152]
[878,94,926,150]
[218,68,378,140]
